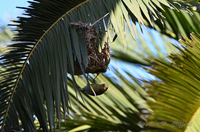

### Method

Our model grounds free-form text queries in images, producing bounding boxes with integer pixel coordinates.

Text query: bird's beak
[104,84,109,91]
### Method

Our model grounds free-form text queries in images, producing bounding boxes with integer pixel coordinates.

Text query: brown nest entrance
[68,21,110,75]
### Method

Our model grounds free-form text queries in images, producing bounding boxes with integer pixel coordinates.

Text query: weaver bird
[80,83,109,96]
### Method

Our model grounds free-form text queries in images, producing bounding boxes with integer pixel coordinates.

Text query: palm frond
[0,25,14,43]
[151,3,200,39]
[169,1,200,13]
[111,25,179,66]
[0,0,176,131]
[145,33,200,131]
[54,71,153,131]
[0,25,14,54]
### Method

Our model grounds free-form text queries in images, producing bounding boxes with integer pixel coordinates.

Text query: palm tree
[0,0,200,132]
[145,33,200,132]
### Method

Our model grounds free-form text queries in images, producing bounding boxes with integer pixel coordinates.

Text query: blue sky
[0,0,31,25]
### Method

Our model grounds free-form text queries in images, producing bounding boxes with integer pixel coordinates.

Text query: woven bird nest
[68,22,110,75]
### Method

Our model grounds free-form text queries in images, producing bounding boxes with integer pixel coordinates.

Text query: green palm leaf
[151,3,200,39]
[0,25,14,43]
[111,26,179,66]
[0,24,14,54]
[145,33,200,131]
[54,71,153,131]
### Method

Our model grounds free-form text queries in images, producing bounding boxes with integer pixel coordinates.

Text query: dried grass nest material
[68,21,111,75]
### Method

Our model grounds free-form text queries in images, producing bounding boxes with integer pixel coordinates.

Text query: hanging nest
[68,21,110,75]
